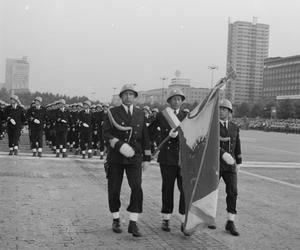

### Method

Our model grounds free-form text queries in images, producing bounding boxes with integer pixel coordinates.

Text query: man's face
[83,104,89,110]
[169,95,183,110]
[34,100,41,106]
[121,90,135,106]
[10,99,17,105]
[220,107,230,120]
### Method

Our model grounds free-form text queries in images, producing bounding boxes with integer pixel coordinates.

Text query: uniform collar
[173,108,180,115]
[122,104,133,115]
[220,119,228,128]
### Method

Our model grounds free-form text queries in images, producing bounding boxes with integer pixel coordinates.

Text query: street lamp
[208,65,218,88]
[160,77,168,105]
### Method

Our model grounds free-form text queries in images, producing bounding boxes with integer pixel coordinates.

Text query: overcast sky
[1,0,300,102]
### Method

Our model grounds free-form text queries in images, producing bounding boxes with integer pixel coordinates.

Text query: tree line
[234,99,300,119]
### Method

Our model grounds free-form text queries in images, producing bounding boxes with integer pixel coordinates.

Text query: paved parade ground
[0,130,299,250]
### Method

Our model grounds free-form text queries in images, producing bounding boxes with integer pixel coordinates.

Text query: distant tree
[277,99,294,119]
[236,102,250,117]
[293,100,300,119]
[250,103,264,118]
[0,88,10,102]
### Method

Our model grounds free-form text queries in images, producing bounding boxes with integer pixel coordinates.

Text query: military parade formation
[0,84,244,238]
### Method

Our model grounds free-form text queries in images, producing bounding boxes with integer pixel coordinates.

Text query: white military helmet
[119,84,138,98]
[58,99,66,105]
[83,100,91,107]
[34,96,43,103]
[167,88,185,103]
[219,99,233,112]
[10,94,19,103]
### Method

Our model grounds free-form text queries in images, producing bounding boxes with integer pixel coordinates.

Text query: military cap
[119,84,138,98]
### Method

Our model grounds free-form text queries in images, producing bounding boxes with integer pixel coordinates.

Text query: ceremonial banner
[179,87,220,234]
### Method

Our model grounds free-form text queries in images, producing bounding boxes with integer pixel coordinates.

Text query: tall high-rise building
[226,17,269,104]
[5,57,30,95]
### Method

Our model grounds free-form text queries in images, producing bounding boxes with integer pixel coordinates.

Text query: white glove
[142,161,150,172]
[109,138,119,148]
[61,119,67,123]
[10,119,16,125]
[33,119,40,124]
[119,143,135,158]
[222,152,235,165]
[94,131,97,135]
[236,164,242,172]
[169,128,178,138]
[82,123,89,128]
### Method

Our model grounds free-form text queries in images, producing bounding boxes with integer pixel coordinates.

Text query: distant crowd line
[233,117,300,134]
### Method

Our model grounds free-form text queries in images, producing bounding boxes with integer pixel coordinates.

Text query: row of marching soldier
[0,95,109,159]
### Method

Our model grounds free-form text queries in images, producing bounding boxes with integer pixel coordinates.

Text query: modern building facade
[111,71,213,106]
[226,17,269,104]
[5,57,30,95]
[263,55,300,101]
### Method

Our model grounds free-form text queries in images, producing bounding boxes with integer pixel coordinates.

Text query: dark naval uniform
[4,104,26,153]
[102,105,151,215]
[78,109,94,157]
[149,109,187,215]
[219,120,242,215]
[26,106,47,152]
[54,108,71,155]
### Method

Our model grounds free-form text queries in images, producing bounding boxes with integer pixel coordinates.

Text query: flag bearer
[148,88,188,234]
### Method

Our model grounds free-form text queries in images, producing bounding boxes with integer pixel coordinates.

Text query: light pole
[160,77,168,105]
[208,65,218,88]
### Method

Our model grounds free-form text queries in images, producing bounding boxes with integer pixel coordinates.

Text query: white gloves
[61,119,67,123]
[82,123,89,128]
[222,152,235,165]
[169,128,178,138]
[109,138,119,148]
[119,143,135,158]
[33,119,40,124]
[94,131,98,135]
[236,164,242,172]
[10,119,16,125]
[142,161,150,172]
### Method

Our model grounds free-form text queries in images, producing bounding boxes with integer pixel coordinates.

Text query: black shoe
[112,218,122,233]
[82,154,86,159]
[181,223,191,236]
[62,152,68,158]
[88,153,92,159]
[225,220,239,236]
[100,155,104,160]
[75,150,79,155]
[208,225,216,229]
[161,220,171,232]
[9,150,13,155]
[56,153,60,158]
[93,151,97,156]
[128,221,142,237]
[38,152,42,157]
[14,149,18,155]
[32,152,37,157]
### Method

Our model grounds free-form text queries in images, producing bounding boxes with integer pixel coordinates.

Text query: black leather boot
[112,218,122,233]
[161,219,171,232]
[128,220,142,237]
[225,220,239,236]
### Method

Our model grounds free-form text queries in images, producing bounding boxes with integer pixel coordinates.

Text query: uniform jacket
[78,110,94,132]
[54,109,71,132]
[220,121,242,172]
[149,109,187,166]
[26,106,47,131]
[4,105,26,130]
[93,111,104,131]
[102,105,151,165]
